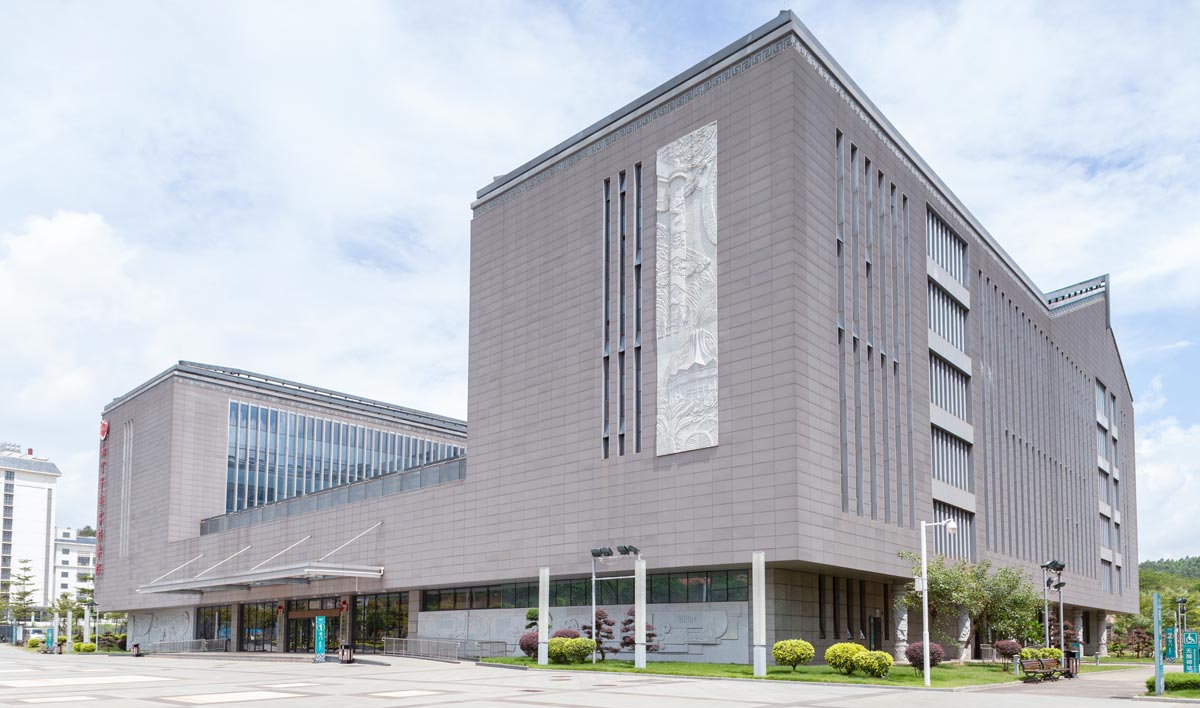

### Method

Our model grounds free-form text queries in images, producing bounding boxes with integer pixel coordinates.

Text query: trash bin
[1064,649,1079,677]
[339,643,354,664]
[131,643,141,657]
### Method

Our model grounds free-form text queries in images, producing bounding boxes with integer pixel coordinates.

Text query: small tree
[619,606,660,654]
[77,525,97,538]
[9,559,38,635]
[994,639,1022,664]
[75,572,95,607]
[580,609,616,660]
[525,608,539,630]
[1108,629,1127,657]
[1047,615,1081,649]
[1128,627,1153,658]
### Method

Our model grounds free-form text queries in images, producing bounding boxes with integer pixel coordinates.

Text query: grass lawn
[1095,655,1156,664]
[485,657,1036,687]
[1157,689,1200,699]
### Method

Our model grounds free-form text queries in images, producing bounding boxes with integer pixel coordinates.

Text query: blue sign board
[1167,627,1177,661]
[314,616,326,663]
[1184,631,1199,674]
[46,627,55,651]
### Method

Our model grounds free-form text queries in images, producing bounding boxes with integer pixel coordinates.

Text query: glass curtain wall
[285,597,340,654]
[239,602,278,652]
[225,400,465,513]
[353,592,408,653]
[195,605,232,646]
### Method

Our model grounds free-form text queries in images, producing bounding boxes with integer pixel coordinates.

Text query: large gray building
[96,12,1136,662]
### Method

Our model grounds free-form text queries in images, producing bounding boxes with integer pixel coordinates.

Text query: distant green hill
[1142,557,1200,579]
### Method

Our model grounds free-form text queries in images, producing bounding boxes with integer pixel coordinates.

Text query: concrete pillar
[1072,609,1084,655]
[66,610,74,651]
[634,557,646,668]
[230,604,242,652]
[83,605,92,645]
[340,595,353,645]
[52,613,60,652]
[537,567,549,666]
[892,587,909,660]
[957,609,972,662]
[274,603,286,653]
[407,591,421,638]
[752,551,766,676]
[1098,614,1112,657]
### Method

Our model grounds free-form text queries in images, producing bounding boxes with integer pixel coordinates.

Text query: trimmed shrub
[79,643,96,653]
[72,642,83,652]
[1147,673,1200,693]
[853,650,894,678]
[772,639,815,671]
[518,631,539,658]
[994,640,1022,661]
[551,628,580,639]
[825,642,867,674]
[904,642,944,672]
[117,635,127,651]
[1019,647,1038,660]
[26,637,43,648]
[548,637,596,664]
[1039,647,1063,660]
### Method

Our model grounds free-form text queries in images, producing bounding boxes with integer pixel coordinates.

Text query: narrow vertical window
[618,170,627,456]
[836,131,849,513]
[818,574,827,639]
[634,162,643,453]
[865,156,877,520]
[602,178,611,458]
[851,144,863,516]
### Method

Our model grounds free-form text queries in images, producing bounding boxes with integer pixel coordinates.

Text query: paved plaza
[0,646,1185,707]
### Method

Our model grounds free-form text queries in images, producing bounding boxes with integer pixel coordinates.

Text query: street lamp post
[1040,561,1065,649]
[919,517,958,688]
[589,545,641,665]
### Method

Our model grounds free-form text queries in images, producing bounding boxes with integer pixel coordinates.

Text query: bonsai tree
[580,609,617,661]
[619,606,660,653]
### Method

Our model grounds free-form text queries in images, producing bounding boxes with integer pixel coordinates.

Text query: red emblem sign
[99,420,110,441]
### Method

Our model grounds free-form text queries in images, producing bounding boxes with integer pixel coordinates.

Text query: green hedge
[547,637,596,664]
[26,637,43,648]
[772,639,815,670]
[853,650,894,678]
[824,642,867,674]
[1146,673,1200,693]
[1019,647,1063,660]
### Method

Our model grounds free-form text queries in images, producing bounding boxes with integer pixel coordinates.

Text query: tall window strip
[880,174,891,524]
[633,163,643,453]
[119,420,134,558]
[618,170,627,457]
[926,209,967,284]
[818,574,828,639]
[903,196,915,527]
[932,428,971,491]
[836,131,849,513]
[851,144,864,516]
[601,178,612,458]
[928,282,967,351]
[865,157,877,520]
[223,401,462,513]
[891,184,903,527]
[930,355,969,419]
[933,501,974,560]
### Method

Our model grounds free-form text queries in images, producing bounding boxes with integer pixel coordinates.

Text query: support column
[1073,608,1084,653]
[752,551,766,676]
[537,567,549,666]
[275,603,286,653]
[407,591,421,638]
[1098,614,1112,657]
[892,587,909,661]
[83,605,92,645]
[634,557,646,669]
[340,595,353,645]
[52,613,60,652]
[956,609,972,662]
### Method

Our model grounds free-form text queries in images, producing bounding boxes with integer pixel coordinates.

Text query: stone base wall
[128,607,193,648]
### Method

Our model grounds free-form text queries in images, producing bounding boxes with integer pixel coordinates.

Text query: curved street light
[919,518,957,687]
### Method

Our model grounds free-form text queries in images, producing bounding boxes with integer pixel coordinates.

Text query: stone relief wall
[128,607,193,647]
[655,122,719,456]
[417,601,747,663]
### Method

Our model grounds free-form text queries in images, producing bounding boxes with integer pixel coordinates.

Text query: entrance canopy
[136,561,383,594]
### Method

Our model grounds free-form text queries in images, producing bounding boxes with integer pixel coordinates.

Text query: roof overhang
[136,561,383,594]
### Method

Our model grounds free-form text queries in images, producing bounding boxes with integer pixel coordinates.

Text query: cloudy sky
[1,1,1196,561]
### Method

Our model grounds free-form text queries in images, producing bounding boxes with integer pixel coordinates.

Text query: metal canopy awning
[136,561,384,594]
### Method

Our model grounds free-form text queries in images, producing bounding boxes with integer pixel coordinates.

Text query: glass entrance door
[286,615,339,654]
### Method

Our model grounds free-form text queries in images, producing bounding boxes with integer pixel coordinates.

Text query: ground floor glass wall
[195,605,232,646]
[239,602,279,652]
[353,592,408,654]
[286,597,340,654]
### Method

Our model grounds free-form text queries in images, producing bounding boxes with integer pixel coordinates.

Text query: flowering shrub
[853,650,894,678]
[994,640,1022,661]
[904,642,944,672]
[825,642,867,674]
[519,631,539,658]
[772,639,815,671]
[551,628,580,639]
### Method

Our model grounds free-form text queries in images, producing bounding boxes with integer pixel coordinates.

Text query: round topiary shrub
[853,650,894,678]
[547,636,596,664]
[26,637,43,649]
[825,642,868,674]
[994,640,1022,661]
[117,635,127,651]
[80,643,96,653]
[904,642,944,672]
[1039,647,1063,660]
[519,631,539,658]
[551,628,580,639]
[772,639,816,671]
[1018,647,1038,660]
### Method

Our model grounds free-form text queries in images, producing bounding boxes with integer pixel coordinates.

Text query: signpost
[314,616,326,663]
[1184,631,1199,674]
[1155,594,1164,696]
[1167,627,1177,662]
[46,626,55,653]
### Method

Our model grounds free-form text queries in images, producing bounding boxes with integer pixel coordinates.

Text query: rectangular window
[819,574,827,639]
[926,209,967,284]
[933,501,975,560]
[931,427,971,491]
[930,354,969,419]
[1097,425,1108,460]
[634,162,643,453]
[618,169,627,457]
[928,282,968,352]
[602,177,612,458]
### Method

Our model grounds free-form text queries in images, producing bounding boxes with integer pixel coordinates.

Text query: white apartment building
[1,443,61,608]
[52,527,95,603]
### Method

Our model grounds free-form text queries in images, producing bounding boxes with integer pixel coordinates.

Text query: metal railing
[146,638,230,654]
[382,637,460,661]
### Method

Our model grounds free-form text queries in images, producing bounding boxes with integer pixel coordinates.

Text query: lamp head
[591,547,613,558]
[1053,581,1066,590]
[945,519,958,536]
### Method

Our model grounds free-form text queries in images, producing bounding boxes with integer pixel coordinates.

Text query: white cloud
[1136,377,1168,415]
[1135,416,1200,560]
